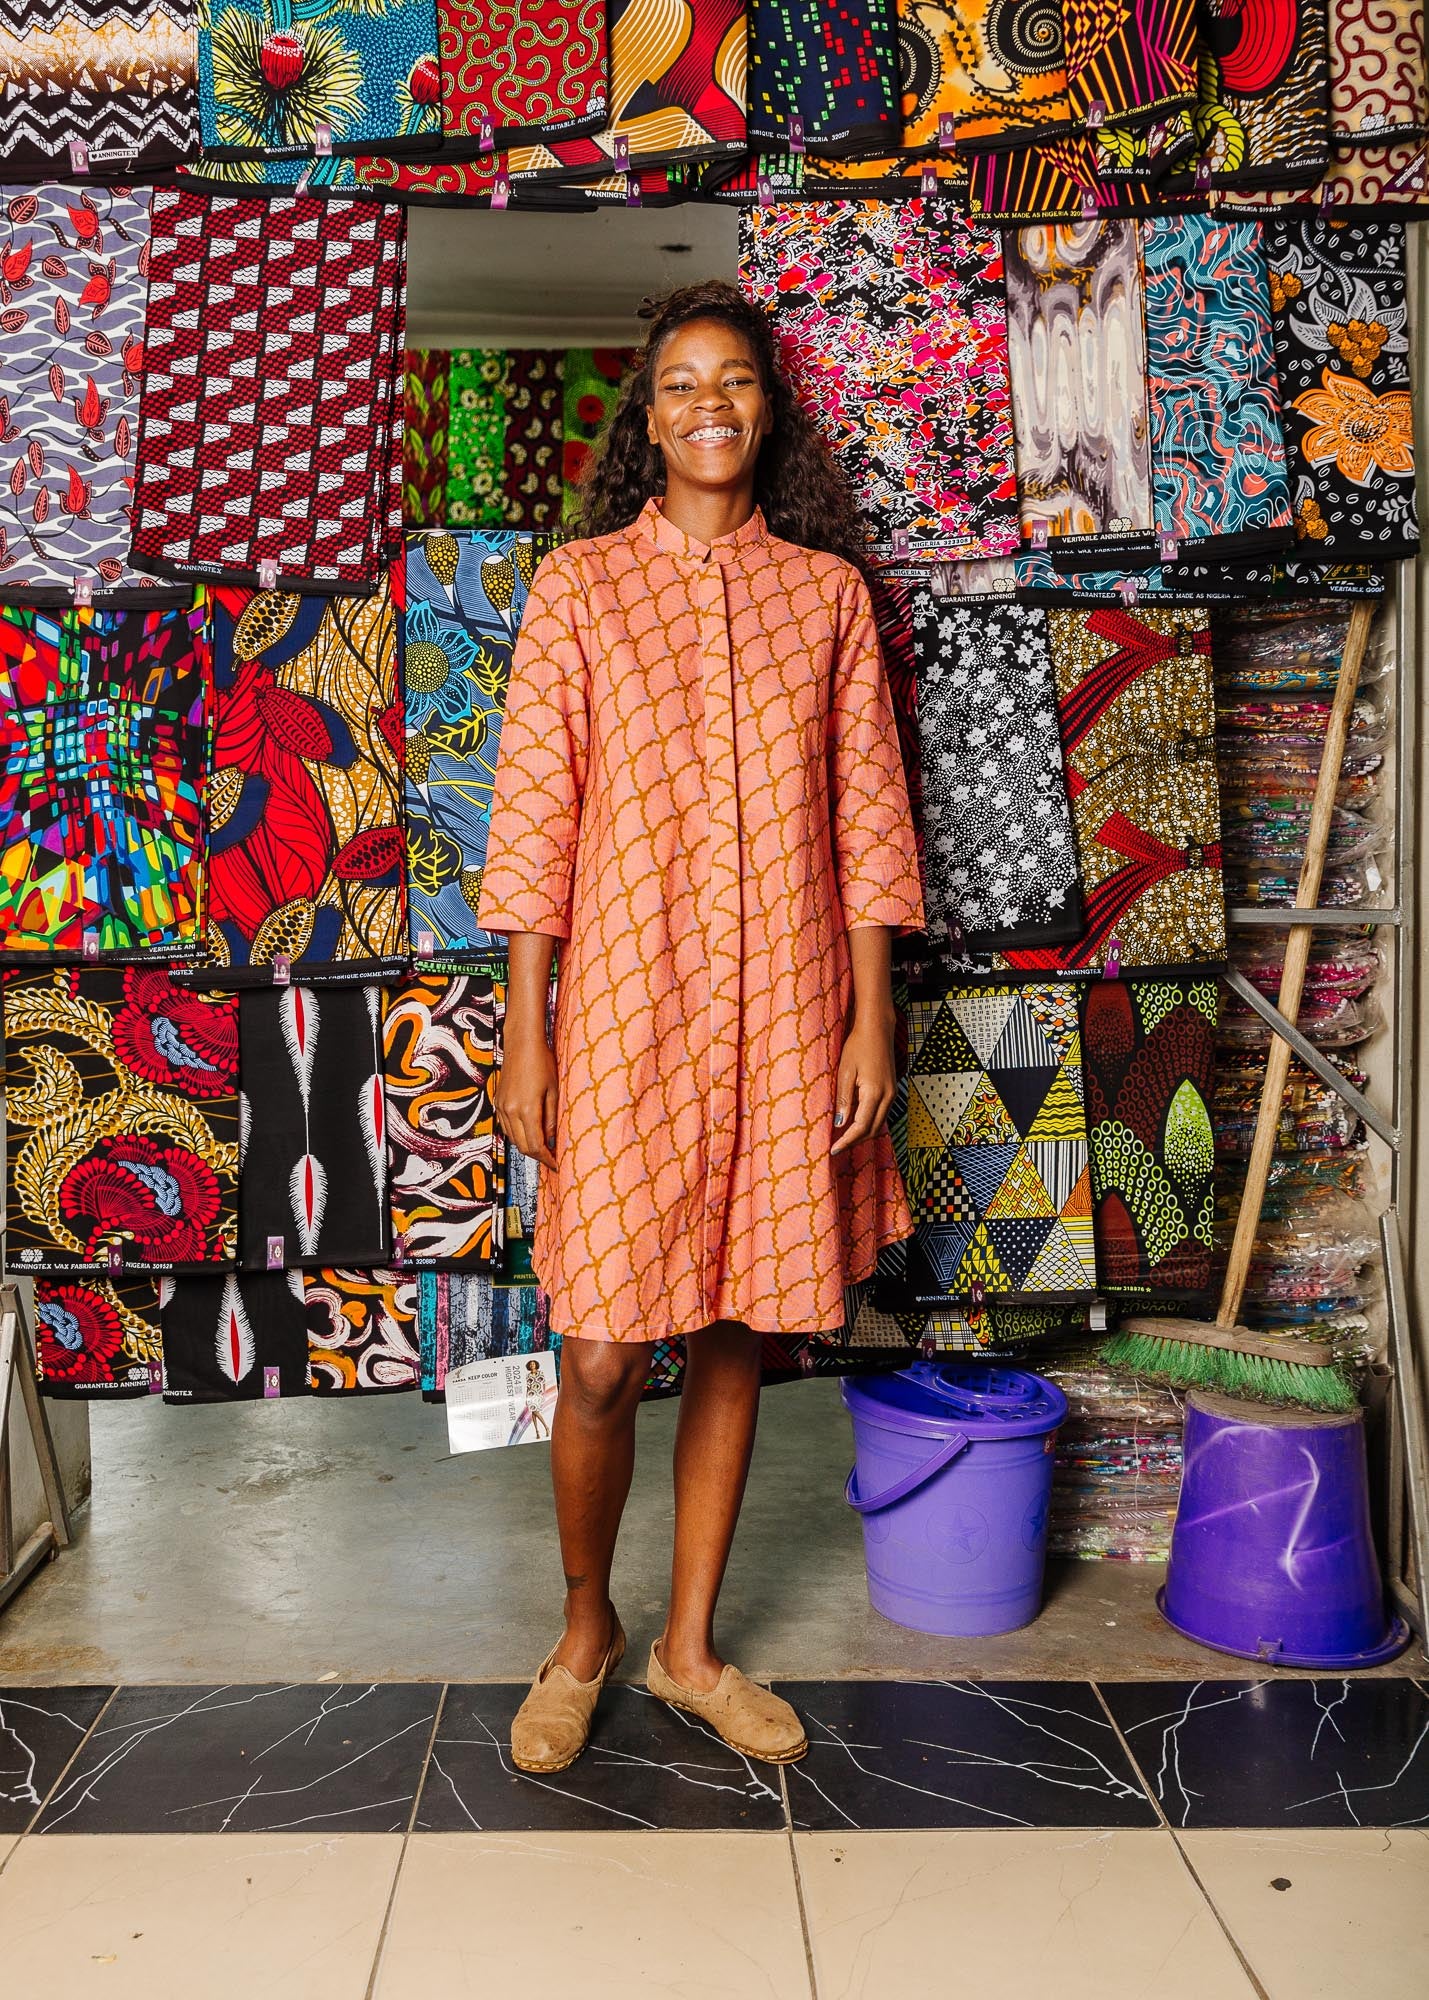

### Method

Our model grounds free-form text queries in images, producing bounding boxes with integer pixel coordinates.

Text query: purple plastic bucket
[841,1361,1068,1637]
[1161,1389,1410,1669]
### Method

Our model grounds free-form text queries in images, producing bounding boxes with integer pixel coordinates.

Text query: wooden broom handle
[1216,600,1377,1330]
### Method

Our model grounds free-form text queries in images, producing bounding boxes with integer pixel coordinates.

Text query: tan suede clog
[646,1643,808,1764]
[510,1617,626,1774]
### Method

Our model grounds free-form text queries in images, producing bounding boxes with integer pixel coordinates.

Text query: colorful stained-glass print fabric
[562,348,634,511]
[739,201,1018,561]
[403,349,449,528]
[502,351,564,530]
[385,973,503,1268]
[504,0,747,176]
[0,599,211,959]
[1004,605,1226,976]
[747,0,899,151]
[305,1267,420,1391]
[131,190,406,594]
[1005,221,1154,557]
[891,0,1073,151]
[900,982,1095,1303]
[198,0,441,157]
[0,184,160,607]
[1141,216,1295,559]
[1329,0,1427,145]
[1082,977,1218,1302]
[1263,218,1418,561]
[446,350,509,528]
[404,529,546,963]
[1198,0,1332,192]
[911,594,1080,955]
[4,968,240,1276]
[1063,0,1197,136]
[433,0,608,151]
[0,1,198,176]
[160,1271,309,1401]
[35,1274,159,1397]
[203,578,406,983]
[237,984,388,1270]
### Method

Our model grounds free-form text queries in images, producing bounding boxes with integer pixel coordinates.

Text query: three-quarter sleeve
[476,553,590,941]
[827,571,926,933]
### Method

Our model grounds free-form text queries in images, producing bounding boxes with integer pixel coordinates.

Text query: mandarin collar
[635,497,768,567]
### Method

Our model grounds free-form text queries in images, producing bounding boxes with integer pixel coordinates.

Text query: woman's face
[645,319,772,498]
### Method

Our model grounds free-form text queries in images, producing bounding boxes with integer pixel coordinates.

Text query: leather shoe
[647,1642,807,1764]
[510,1616,626,1774]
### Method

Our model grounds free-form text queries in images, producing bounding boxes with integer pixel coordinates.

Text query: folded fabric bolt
[0,0,198,177]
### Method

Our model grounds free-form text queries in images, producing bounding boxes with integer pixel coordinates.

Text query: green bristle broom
[1102,601,1375,1416]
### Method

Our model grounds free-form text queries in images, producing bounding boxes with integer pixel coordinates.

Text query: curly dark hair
[575,279,871,575]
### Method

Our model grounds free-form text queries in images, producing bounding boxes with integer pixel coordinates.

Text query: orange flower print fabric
[478,501,924,1343]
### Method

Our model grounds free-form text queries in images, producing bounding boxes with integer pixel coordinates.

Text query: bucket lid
[841,1360,1068,1441]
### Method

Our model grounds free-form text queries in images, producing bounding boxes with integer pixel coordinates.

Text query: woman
[478,280,922,1775]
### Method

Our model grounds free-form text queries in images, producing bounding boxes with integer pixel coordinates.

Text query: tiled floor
[1,1675,1427,1995]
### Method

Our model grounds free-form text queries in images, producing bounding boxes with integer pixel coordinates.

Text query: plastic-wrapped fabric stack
[1039,1344,1185,1563]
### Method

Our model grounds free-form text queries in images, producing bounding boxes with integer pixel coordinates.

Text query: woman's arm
[495,931,559,1170]
[830,925,897,1158]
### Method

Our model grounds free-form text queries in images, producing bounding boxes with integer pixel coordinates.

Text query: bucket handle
[844,1431,971,1515]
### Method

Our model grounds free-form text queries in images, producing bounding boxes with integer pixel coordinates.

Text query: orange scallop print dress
[476,498,925,1343]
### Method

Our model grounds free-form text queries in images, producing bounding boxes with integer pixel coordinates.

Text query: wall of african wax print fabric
[1004,604,1227,975]
[305,1267,420,1390]
[0,599,211,959]
[1005,220,1154,557]
[890,0,1073,152]
[901,982,1096,1302]
[1082,976,1218,1302]
[501,350,564,529]
[747,0,900,152]
[0,1,198,176]
[160,1270,309,1401]
[237,983,388,1270]
[4,968,240,1276]
[1263,217,1418,561]
[35,1273,160,1396]
[1330,0,1428,144]
[385,973,503,1268]
[504,0,747,178]
[1063,0,1198,138]
[561,348,634,512]
[0,185,161,607]
[403,349,448,529]
[204,577,406,984]
[1140,216,1295,559]
[131,190,406,595]
[911,594,1081,955]
[404,528,547,962]
[739,200,1018,561]
[446,350,509,527]
[1198,0,1332,192]
[198,0,441,158]
[432,0,608,153]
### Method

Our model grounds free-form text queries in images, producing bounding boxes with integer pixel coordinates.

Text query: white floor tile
[0,1834,17,1870]
[0,1832,402,1999]
[1182,1829,1429,2000]
[796,1828,1258,2000]
[373,1831,813,1998]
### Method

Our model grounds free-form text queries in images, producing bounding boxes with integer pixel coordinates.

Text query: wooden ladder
[0,1281,72,1615]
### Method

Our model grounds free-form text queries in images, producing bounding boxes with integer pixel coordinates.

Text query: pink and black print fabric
[237,983,389,1271]
[739,200,1018,561]
[160,1271,310,1402]
[131,189,406,594]
[0,185,171,607]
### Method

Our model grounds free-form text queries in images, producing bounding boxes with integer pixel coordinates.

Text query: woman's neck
[657,481,758,548]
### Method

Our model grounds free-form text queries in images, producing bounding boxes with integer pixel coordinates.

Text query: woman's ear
[645,401,659,446]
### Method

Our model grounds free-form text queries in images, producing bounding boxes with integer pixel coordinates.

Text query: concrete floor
[1,1381,1422,1684]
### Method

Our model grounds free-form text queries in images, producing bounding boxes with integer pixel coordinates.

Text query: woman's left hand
[831,1012,897,1157]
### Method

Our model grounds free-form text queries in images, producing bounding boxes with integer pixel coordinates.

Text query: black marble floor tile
[416,1683,787,1832]
[33,1683,441,1835]
[0,1688,113,1833]
[1101,1678,1429,1829]
[775,1680,1157,1831]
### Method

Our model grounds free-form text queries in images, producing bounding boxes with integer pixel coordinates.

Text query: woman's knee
[558,1339,650,1424]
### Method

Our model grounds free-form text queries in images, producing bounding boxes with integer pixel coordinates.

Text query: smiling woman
[473,279,923,1779]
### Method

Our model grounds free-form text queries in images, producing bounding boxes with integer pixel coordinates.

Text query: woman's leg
[548,1335,653,1679]
[658,1320,763,1691]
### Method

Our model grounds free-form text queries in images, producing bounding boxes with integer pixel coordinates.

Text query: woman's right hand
[495,1027,559,1171]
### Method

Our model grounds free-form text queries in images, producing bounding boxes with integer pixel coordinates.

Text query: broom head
[1102,1313,1358,1416]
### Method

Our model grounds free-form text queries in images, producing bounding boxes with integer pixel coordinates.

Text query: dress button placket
[696,553,743,1320]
